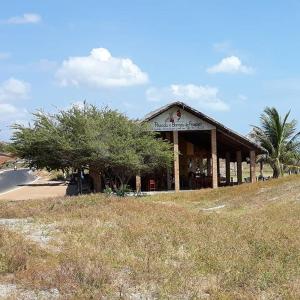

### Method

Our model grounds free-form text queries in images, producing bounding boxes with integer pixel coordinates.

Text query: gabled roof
[143,101,265,153]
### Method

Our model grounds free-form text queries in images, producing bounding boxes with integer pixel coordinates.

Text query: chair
[148,179,156,191]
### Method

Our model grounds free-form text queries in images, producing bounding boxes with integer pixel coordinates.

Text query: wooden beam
[219,130,257,151]
[173,131,180,192]
[250,150,256,183]
[211,128,218,189]
[225,152,231,185]
[236,150,242,184]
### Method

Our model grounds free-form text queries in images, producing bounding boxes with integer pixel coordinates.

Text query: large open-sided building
[135,101,265,192]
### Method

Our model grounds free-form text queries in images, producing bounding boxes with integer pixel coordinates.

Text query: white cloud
[0,77,30,136]
[0,104,28,123]
[207,56,253,74]
[0,103,17,114]
[0,78,30,140]
[146,84,229,111]
[0,78,31,102]
[3,13,41,24]
[0,107,29,141]
[56,48,149,88]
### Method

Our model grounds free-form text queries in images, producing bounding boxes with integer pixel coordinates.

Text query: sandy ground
[0,176,64,298]
[0,153,15,165]
[0,283,60,300]
[0,178,67,201]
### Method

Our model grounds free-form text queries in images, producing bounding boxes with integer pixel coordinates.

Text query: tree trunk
[260,161,263,177]
[89,167,102,193]
[272,160,281,178]
[115,173,132,196]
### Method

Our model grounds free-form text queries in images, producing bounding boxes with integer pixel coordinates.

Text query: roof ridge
[142,101,265,152]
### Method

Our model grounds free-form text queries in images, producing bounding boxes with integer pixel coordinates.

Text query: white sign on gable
[149,106,215,131]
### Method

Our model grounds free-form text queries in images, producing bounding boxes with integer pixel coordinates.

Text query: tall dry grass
[0,176,299,299]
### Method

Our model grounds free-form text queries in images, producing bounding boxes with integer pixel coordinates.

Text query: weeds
[0,176,300,298]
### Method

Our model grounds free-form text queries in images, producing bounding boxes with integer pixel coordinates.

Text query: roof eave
[143,101,266,153]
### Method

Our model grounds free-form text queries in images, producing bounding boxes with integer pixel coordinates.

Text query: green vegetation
[11,103,173,190]
[0,142,4,153]
[0,176,299,298]
[251,107,300,177]
[0,141,9,153]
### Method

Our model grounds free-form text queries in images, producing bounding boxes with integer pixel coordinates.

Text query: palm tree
[284,151,300,174]
[251,107,300,178]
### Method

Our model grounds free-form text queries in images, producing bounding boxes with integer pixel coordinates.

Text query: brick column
[173,131,180,192]
[236,150,242,184]
[250,150,256,183]
[211,128,218,189]
[225,152,231,185]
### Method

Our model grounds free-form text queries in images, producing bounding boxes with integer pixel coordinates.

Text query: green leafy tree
[0,134,9,153]
[251,107,300,178]
[11,103,173,192]
[11,112,71,172]
[100,111,172,189]
[0,142,5,152]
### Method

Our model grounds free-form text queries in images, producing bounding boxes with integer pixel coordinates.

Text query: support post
[173,131,180,192]
[165,132,172,190]
[211,128,218,188]
[135,175,141,193]
[250,150,256,183]
[236,150,242,184]
[89,168,102,193]
[225,152,231,185]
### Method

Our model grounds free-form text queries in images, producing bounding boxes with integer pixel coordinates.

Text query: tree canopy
[0,142,6,153]
[251,107,300,177]
[11,103,173,189]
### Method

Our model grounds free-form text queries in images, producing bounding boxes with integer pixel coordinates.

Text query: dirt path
[0,178,67,200]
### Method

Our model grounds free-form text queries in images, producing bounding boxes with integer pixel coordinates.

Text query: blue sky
[1,0,300,140]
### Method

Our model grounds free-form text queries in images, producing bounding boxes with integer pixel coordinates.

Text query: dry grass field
[0,176,299,299]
